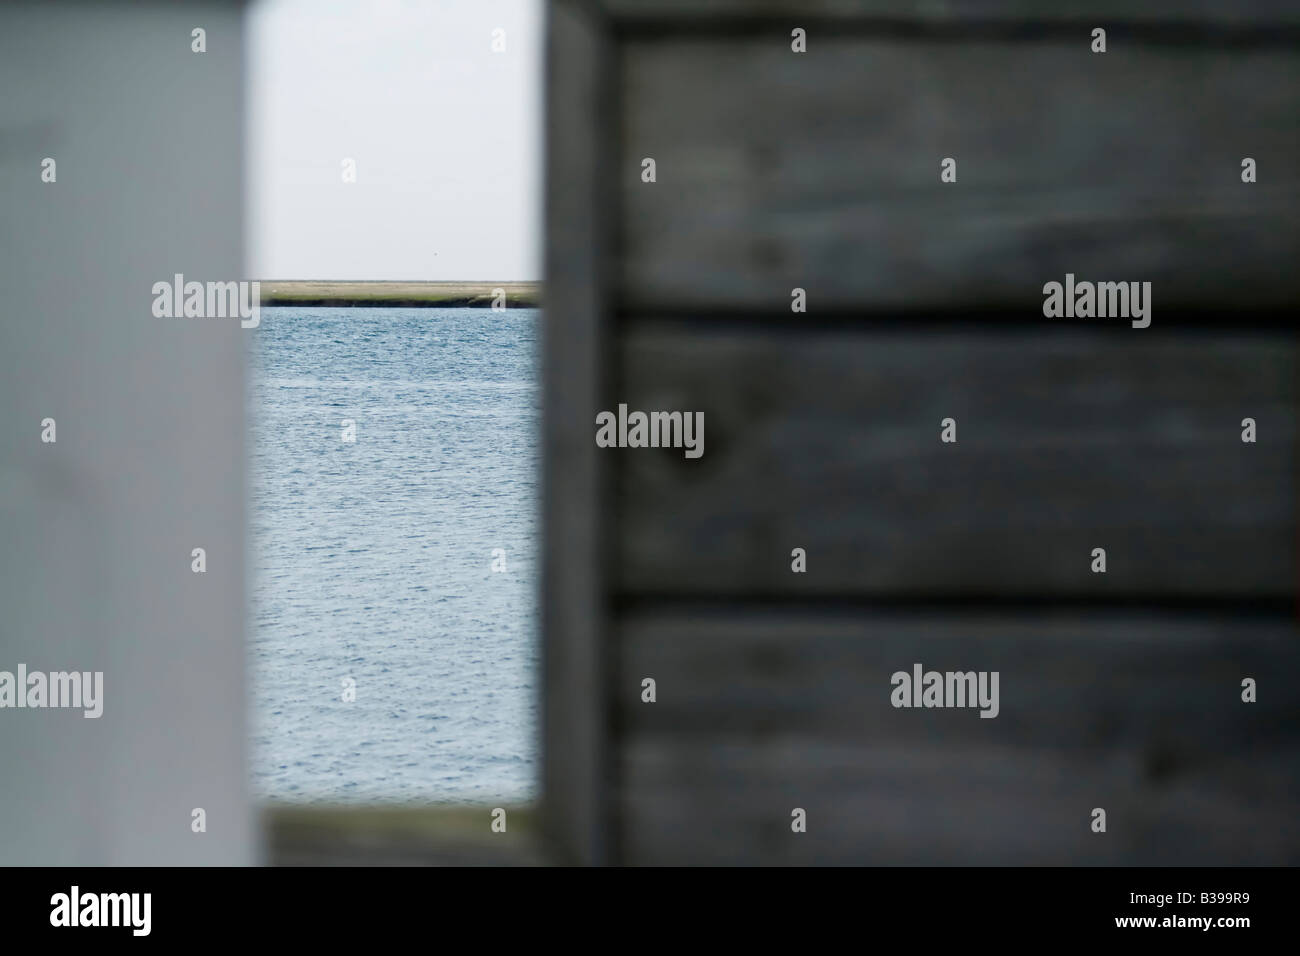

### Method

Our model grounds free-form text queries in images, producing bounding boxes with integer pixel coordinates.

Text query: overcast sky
[246,0,541,281]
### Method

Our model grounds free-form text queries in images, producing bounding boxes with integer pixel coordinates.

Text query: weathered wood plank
[620,40,1300,311]
[620,610,1300,863]
[620,737,1300,864]
[542,1,614,866]
[618,611,1299,749]
[615,329,1296,597]
[266,806,548,866]
[602,0,1300,27]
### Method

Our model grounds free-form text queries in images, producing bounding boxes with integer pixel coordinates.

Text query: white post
[0,1,254,865]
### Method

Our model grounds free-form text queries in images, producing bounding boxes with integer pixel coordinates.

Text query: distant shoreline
[259,281,540,308]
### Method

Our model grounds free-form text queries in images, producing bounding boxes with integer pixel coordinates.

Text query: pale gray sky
[246,0,541,281]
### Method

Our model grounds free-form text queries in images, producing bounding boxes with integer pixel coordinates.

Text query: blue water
[248,307,538,804]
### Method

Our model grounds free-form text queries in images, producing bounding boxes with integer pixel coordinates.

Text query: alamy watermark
[0,665,103,718]
[596,404,704,459]
[1042,273,1151,328]
[50,886,150,936]
[151,274,260,328]
[891,663,999,718]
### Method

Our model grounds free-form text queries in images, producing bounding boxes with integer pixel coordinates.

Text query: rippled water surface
[249,307,538,804]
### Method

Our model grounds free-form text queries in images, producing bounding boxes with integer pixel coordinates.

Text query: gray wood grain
[615,329,1296,597]
[620,737,1300,864]
[602,0,1300,27]
[618,611,1299,750]
[619,609,1300,863]
[542,1,615,866]
[619,40,1300,310]
[265,806,549,866]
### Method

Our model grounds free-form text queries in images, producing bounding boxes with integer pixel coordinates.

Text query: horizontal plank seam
[613,17,1300,47]
[613,594,1299,616]
[614,310,1300,335]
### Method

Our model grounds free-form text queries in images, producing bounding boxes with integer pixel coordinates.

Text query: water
[248,307,538,804]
